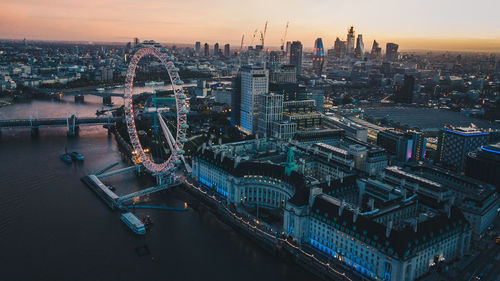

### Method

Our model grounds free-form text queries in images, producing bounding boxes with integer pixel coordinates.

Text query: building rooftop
[196,149,310,206]
[363,107,500,133]
[311,194,469,259]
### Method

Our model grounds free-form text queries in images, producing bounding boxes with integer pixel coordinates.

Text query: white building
[284,188,472,281]
[239,65,269,134]
[257,93,283,137]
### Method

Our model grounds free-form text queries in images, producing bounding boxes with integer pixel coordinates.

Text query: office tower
[354,34,364,58]
[269,65,297,84]
[224,44,230,57]
[195,41,201,54]
[377,130,426,163]
[214,43,219,56]
[134,37,140,47]
[289,41,303,75]
[257,93,283,137]
[240,65,269,134]
[204,43,209,57]
[346,26,355,55]
[268,51,282,69]
[465,142,500,187]
[371,40,382,59]
[436,126,489,172]
[393,75,415,103]
[285,41,292,56]
[333,37,347,58]
[312,38,325,75]
[385,43,399,61]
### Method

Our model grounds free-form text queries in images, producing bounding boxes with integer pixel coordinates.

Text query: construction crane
[239,34,245,52]
[280,22,289,51]
[249,29,258,46]
[260,21,268,48]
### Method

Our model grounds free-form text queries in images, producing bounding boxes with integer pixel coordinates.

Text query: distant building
[257,93,283,137]
[285,41,292,56]
[269,65,297,84]
[465,142,500,188]
[436,126,489,172]
[94,68,113,81]
[385,43,399,61]
[204,43,209,57]
[354,34,364,58]
[230,74,241,127]
[195,41,201,54]
[393,75,415,103]
[272,120,297,140]
[387,163,499,239]
[312,38,325,75]
[214,87,232,105]
[333,37,347,59]
[224,44,230,57]
[289,41,303,75]
[323,115,368,142]
[240,65,269,134]
[308,90,325,113]
[268,51,282,69]
[214,43,219,56]
[377,130,426,163]
[346,26,355,55]
[371,40,382,59]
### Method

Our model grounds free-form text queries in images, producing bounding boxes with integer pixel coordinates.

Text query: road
[459,243,500,281]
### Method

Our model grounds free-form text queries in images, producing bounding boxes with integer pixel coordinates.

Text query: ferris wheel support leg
[158,112,176,152]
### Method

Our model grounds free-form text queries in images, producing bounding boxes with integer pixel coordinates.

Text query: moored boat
[120,212,146,235]
[69,151,84,161]
[59,153,72,163]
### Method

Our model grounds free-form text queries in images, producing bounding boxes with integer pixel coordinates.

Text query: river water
[0,92,319,281]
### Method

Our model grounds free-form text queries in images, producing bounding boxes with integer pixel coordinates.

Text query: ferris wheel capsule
[175,80,184,85]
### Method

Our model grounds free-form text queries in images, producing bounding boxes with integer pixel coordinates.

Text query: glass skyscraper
[289,41,303,75]
[312,38,325,75]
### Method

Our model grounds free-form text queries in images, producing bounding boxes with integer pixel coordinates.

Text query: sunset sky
[1,0,500,51]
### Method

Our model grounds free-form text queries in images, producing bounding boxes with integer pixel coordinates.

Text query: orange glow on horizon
[1,0,499,52]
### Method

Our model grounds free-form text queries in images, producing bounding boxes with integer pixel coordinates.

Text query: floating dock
[81,174,120,209]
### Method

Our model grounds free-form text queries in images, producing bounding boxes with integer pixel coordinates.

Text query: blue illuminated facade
[437,127,489,171]
[465,142,500,188]
[310,237,378,280]
[284,193,472,281]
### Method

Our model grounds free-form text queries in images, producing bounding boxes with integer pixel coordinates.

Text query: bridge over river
[0,115,122,136]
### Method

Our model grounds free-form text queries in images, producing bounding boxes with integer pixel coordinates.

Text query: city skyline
[2,0,500,52]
